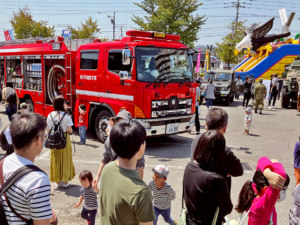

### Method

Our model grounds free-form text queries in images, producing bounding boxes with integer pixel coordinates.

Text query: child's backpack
[45,112,67,149]
[5,87,17,105]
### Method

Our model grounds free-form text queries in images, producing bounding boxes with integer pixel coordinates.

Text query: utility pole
[107,12,116,40]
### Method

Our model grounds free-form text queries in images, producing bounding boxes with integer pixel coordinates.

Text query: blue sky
[0,0,299,47]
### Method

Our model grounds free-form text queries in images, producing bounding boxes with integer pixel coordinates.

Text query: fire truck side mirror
[122,49,131,65]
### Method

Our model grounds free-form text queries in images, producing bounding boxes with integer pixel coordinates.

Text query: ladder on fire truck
[64,38,78,109]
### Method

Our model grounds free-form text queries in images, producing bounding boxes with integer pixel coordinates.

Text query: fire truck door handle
[106,90,111,93]
[78,83,83,85]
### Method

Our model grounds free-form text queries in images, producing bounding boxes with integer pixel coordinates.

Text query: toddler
[149,165,176,225]
[78,104,86,145]
[75,170,99,225]
[244,107,252,135]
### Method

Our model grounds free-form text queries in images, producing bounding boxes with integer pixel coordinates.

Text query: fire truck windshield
[135,47,193,83]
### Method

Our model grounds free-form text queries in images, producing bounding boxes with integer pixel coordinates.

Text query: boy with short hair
[149,165,176,225]
[99,120,155,225]
[0,112,53,224]
[78,104,86,145]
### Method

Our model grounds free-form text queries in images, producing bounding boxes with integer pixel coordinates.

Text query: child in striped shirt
[75,170,99,225]
[149,165,177,225]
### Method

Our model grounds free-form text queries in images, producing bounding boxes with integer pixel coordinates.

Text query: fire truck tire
[94,110,112,143]
[47,65,65,103]
[25,98,34,112]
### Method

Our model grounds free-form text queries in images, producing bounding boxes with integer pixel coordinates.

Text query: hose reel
[47,65,66,103]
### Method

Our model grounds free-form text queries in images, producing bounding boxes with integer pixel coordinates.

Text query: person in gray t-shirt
[92,109,145,189]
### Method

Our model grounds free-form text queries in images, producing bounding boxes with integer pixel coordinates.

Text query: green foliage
[68,17,100,39]
[216,21,246,68]
[132,0,206,47]
[10,6,55,39]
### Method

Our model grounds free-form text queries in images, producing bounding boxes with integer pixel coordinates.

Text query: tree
[132,0,205,47]
[67,17,100,39]
[216,21,247,69]
[10,7,55,39]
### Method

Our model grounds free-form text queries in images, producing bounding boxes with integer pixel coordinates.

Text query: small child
[244,107,252,135]
[75,170,99,225]
[78,104,86,145]
[105,117,116,136]
[149,165,176,225]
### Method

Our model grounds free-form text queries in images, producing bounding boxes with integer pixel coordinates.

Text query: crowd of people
[0,80,298,225]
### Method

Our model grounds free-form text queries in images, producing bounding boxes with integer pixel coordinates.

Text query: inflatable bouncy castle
[234,9,299,80]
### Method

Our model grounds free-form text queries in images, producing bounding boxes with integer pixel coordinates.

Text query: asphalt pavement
[0,98,298,225]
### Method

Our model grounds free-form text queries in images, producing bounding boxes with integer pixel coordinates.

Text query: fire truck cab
[0,31,196,143]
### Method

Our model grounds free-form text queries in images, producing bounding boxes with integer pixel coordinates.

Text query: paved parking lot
[0,99,298,224]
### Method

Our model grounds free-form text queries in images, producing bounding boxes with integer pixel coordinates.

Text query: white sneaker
[60,182,70,188]
[268,106,272,110]
[54,182,61,188]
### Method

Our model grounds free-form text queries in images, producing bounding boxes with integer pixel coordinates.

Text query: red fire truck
[0,30,196,142]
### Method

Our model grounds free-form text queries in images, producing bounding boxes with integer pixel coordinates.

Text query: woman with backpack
[182,130,233,225]
[236,157,289,225]
[2,82,19,121]
[46,95,75,188]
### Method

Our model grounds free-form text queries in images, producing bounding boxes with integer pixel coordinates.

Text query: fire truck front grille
[151,98,192,118]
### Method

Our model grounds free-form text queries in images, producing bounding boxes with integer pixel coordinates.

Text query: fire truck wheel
[95,110,112,143]
[25,99,34,112]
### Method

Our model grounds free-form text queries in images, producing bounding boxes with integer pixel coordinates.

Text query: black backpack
[45,112,67,149]
[5,87,17,105]
[0,158,45,225]
[0,127,14,155]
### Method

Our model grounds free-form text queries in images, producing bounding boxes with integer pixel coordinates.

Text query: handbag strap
[0,157,46,223]
[212,207,219,225]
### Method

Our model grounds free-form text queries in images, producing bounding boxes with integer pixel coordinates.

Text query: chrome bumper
[136,115,195,136]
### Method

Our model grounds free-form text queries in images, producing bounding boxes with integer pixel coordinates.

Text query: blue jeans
[6,104,17,121]
[154,206,176,225]
[79,126,86,143]
[206,98,213,108]
[81,207,97,225]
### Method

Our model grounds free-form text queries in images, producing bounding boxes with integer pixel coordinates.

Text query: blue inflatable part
[234,44,300,80]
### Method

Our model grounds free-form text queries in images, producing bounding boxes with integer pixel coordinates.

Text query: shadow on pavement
[145,135,193,160]
[228,146,252,155]
[248,133,261,137]
[53,184,82,198]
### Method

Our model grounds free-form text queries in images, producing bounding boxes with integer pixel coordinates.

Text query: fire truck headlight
[186,98,192,106]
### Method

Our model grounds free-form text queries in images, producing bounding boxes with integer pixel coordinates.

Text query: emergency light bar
[126,30,180,41]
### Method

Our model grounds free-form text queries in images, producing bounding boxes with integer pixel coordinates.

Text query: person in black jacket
[243,76,252,108]
[183,130,233,225]
[190,108,243,192]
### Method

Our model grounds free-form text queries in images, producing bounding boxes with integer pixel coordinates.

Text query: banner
[195,48,201,74]
[203,49,210,73]
[4,30,14,41]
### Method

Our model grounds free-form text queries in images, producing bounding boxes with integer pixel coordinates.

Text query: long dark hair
[235,169,267,213]
[53,95,66,111]
[193,130,225,174]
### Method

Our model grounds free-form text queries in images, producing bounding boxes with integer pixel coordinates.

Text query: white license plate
[166,123,179,134]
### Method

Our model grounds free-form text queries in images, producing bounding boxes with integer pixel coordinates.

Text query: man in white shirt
[0,113,53,225]
[269,73,279,109]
